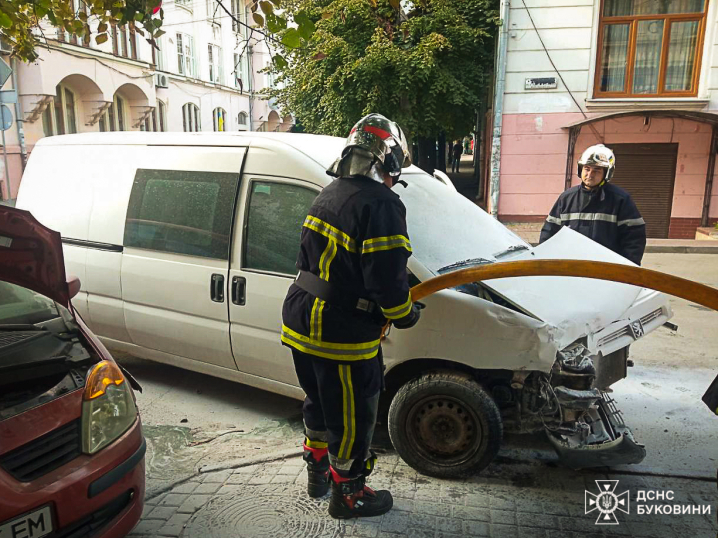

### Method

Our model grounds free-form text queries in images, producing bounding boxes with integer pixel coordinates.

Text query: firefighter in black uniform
[539,144,647,265]
[281,114,421,519]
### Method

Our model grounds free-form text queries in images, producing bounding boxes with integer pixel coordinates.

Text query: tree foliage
[0,0,165,62]
[265,0,500,141]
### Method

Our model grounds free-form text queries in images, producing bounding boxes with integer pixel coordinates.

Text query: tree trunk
[438,131,447,173]
[417,136,431,174]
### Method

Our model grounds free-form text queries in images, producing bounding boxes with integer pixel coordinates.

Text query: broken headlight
[81,360,137,454]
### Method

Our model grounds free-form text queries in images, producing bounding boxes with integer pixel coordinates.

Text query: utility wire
[520,0,604,144]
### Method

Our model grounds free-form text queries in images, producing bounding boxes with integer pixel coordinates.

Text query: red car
[0,206,144,538]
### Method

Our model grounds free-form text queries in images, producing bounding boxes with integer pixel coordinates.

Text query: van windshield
[0,281,60,326]
[397,171,528,275]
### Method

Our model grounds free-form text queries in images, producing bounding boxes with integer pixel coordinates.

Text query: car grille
[640,308,663,326]
[597,308,663,347]
[56,490,133,538]
[0,419,81,482]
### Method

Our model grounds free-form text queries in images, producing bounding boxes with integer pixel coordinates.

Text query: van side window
[244,181,317,275]
[124,169,240,260]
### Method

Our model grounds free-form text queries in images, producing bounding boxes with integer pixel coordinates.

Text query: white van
[16,132,672,477]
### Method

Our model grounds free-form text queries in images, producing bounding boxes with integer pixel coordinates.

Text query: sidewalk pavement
[130,450,718,538]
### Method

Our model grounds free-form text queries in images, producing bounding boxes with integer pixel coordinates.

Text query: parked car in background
[0,206,144,538]
[15,132,672,477]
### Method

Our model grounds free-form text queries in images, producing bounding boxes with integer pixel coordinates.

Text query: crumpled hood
[0,206,70,307]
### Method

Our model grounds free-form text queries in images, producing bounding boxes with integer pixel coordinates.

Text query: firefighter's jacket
[281,175,413,361]
[539,182,647,265]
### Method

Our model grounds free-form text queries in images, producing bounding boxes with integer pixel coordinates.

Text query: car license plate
[0,506,53,538]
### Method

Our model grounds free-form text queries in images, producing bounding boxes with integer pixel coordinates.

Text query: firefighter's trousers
[292,348,382,478]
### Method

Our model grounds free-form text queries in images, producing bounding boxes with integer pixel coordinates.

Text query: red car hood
[0,206,70,307]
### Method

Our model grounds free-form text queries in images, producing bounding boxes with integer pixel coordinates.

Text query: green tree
[0,0,165,62]
[265,0,499,171]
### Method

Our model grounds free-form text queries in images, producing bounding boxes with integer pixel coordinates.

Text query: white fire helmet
[577,144,615,182]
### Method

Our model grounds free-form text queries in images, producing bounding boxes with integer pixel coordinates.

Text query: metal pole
[489,0,510,219]
[0,106,9,201]
[11,58,27,172]
[700,125,717,228]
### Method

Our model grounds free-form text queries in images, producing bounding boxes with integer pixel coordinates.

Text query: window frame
[123,168,241,261]
[594,0,709,98]
[182,103,201,132]
[177,32,197,78]
[237,111,249,131]
[98,94,127,132]
[43,84,78,137]
[213,107,227,131]
[240,177,320,278]
[208,43,223,84]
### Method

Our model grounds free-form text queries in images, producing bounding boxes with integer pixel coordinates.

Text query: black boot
[327,474,393,519]
[303,444,330,498]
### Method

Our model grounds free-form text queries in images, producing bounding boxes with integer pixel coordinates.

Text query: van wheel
[388,372,502,478]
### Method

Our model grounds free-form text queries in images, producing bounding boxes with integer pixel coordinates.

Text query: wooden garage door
[609,143,678,239]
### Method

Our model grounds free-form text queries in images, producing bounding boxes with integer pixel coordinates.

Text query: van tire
[387,372,502,478]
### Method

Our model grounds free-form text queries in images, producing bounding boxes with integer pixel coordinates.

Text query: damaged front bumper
[545,392,646,468]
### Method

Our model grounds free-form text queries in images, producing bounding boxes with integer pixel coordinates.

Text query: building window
[231,0,246,34]
[42,84,78,136]
[595,0,708,97]
[213,108,227,131]
[177,33,197,77]
[234,52,250,92]
[99,94,127,132]
[157,101,167,131]
[208,44,223,84]
[152,37,166,71]
[175,0,192,10]
[182,103,201,132]
[237,111,248,131]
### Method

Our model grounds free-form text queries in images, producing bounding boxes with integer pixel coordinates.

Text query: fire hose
[385,258,718,416]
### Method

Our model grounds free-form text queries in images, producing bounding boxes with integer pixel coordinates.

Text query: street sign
[0,105,13,131]
[0,60,11,88]
[0,90,17,104]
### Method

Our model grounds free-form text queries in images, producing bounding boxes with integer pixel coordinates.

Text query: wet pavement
[131,450,718,538]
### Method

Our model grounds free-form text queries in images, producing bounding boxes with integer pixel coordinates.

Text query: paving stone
[380,511,412,534]
[436,516,462,534]
[176,494,212,514]
[436,533,463,538]
[559,515,607,534]
[452,505,490,522]
[200,470,233,483]
[518,513,559,530]
[414,501,453,518]
[157,513,193,537]
[392,498,414,512]
[465,493,490,508]
[491,523,523,538]
[517,527,549,538]
[128,518,165,535]
[349,521,380,538]
[489,496,518,512]
[625,520,679,538]
[156,494,188,507]
[225,472,252,485]
[169,481,199,494]
[192,481,223,495]
[490,509,517,526]
[146,506,178,521]
[216,484,246,496]
[247,474,274,485]
[463,519,490,536]
[541,501,571,517]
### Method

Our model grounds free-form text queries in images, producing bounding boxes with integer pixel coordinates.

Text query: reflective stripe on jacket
[281,175,413,361]
[539,182,647,265]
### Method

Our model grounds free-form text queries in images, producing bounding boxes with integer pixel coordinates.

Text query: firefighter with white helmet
[540,144,647,265]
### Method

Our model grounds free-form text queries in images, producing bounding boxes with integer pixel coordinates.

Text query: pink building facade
[487,0,718,238]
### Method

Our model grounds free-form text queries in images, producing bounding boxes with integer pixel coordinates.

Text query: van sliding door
[121,147,245,370]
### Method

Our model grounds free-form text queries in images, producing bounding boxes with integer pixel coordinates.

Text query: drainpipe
[489,0,510,219]
[11,58,27,172]
[247,45,254,131]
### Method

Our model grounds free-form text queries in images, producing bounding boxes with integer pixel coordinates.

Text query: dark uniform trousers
[293,348,382,478]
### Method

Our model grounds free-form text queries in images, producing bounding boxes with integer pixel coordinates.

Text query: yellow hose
[410,259,718,310]
[383,259,718,336]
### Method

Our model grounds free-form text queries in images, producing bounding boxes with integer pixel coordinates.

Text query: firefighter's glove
[393,303,422,329]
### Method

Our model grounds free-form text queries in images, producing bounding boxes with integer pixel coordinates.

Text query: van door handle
[232,276,246,306]
[211,274,225,303]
